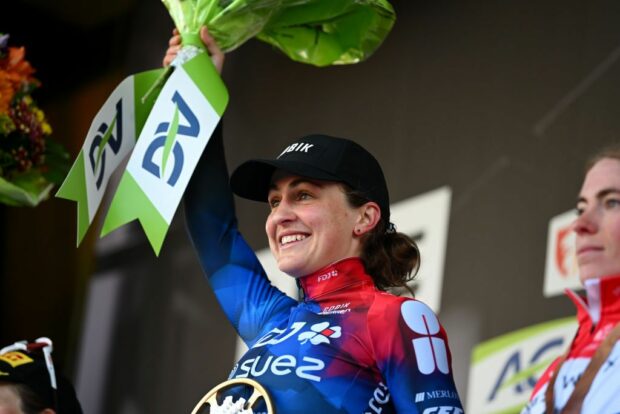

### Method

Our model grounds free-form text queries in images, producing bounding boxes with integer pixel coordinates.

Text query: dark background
[1,0,619,412]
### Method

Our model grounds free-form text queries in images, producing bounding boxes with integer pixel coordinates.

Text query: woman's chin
[277,261,305,279]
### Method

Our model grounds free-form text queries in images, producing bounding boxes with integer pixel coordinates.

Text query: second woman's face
[573,158,620,282]
[266,171,363,278]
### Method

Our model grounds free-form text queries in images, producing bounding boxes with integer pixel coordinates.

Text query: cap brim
[230,159,345,202]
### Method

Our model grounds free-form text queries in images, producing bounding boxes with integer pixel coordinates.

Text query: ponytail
[343,186,420,293]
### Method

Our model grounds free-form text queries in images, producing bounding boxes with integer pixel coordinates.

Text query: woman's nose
[269,199,296,226]
[572,207,598,235]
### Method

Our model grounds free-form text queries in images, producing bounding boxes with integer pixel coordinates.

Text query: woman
[522,148,620,413]
[166,28,463,413]
[0,339,82,414]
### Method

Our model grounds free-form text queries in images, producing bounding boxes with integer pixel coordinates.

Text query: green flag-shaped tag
[56,69,164,245]
[101,53,228,255]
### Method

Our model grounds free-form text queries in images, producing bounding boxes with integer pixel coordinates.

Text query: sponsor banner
[56,69,163,244]
[466,317,577,414]
[101,53,228,255]
[543,210,580,297]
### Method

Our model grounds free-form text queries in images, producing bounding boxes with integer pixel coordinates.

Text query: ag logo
[298,322,342,345]
[487,337,563,402]
[142,91,199,186]
[89,99,123,189]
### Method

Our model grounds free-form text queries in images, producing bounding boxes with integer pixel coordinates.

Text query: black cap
[230,134,390,221]
[0,340,83,414]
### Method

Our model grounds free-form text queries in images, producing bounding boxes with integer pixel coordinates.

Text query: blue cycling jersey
[184,126,464,413]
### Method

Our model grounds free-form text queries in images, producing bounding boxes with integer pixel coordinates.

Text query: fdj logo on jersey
[142,91,199,186]
[89,99,123,189]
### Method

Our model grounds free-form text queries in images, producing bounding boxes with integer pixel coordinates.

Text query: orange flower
[7,47,35,80]
[0,47,36,99]
[0,71,14,114]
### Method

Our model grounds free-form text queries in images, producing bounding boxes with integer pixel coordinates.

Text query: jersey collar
[299,257,375,300]
[566,273,620,327]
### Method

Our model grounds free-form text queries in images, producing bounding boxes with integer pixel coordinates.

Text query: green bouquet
[163,0,396,66]
[57,0,396,254]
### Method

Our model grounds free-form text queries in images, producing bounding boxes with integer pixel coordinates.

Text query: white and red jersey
[521,274,620,414]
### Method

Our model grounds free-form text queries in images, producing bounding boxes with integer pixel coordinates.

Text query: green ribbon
[56,69,164,245]
[100,53,228,255]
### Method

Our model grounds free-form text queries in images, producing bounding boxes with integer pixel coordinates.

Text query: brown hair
[342,186,420,294]
[585,143,620,173]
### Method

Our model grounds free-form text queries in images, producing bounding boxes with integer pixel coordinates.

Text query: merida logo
[277,142,314,158]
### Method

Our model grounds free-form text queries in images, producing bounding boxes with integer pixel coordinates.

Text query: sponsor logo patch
[415,389,461,402]
[0,352,33,368]
[317,269,338,283]
[298,322,342,345]
[320,302,350,315]
[235,354,325,382]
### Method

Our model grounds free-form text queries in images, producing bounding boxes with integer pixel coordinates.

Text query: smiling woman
[169,27,464,414]
[522,145,620,414]
[264,173,366,278]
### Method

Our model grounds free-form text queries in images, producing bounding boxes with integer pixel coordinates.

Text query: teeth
[281,234,306,245]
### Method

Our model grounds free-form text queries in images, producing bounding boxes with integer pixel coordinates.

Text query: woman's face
[573,158,620,282]
[266,171,366,278]
[0,384,23,414]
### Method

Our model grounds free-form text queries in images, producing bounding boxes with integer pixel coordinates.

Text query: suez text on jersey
[233,354,325,382]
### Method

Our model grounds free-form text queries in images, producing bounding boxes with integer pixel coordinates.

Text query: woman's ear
[354,201,381,236]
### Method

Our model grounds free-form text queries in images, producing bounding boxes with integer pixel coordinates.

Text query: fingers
[163,26,225,73]
[200,26,225,74]
[162,44,181,67]
[168,34,181,47]
[163,27,182,67]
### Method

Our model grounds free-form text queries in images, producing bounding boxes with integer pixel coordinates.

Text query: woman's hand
[162,26,225,74]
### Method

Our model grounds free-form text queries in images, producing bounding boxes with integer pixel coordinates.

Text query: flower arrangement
[0,33,68,206]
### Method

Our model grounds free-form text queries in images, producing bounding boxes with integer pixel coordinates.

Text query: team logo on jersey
[401,301,450,375]
[298,322,342,345]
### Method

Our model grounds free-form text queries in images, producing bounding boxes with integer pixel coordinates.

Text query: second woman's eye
[575,204,585,216]
[604,198,620,209]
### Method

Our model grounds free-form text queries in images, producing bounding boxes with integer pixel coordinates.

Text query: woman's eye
[575,206,584,216]
[298,191,312,200]
[604,198,620,209]
[268,198,280,208]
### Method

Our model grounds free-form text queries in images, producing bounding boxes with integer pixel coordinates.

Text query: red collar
[298,258,375,300]
[566,273,620,328]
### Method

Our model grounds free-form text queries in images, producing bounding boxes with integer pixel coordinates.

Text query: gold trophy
[191,378,275,414]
